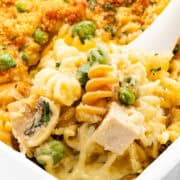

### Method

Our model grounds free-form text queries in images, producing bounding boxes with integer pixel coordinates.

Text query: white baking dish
[0,1,180,179]
[0,138,180,180]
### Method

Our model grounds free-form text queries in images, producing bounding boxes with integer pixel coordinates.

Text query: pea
[33,28,49,45]
[0,53,16,71]
[87,45,108,66]
[34,138,65,166]
[72,21,96,43]
[21,54,29,61]
[77,64,89,88]
[118,87,135,105]
[16,2,27,13]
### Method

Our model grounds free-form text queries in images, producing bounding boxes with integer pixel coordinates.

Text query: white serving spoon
[128,0,180,54]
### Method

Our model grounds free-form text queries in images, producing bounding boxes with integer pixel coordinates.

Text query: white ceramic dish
[0,1,180,180]
[0,141,56,180]
[0,138,180,180]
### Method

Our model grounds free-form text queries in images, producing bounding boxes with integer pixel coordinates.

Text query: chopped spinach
[150,67,161,74]
[24,100,52,136]
[104,2,115,11]
[41,101,51,123]
[55,62,61,68]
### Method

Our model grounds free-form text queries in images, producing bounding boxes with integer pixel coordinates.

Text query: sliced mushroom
[8,96,60,148]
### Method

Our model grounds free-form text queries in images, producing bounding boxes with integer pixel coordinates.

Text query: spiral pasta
[0,110,12,146]
[40,39,87,76]
[32,68,81,106]
[76,64,117,123]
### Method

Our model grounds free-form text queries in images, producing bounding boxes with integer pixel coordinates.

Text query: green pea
[34,138,65,166]
[77,64,89,88]
[0,53,16,71]
[21,54,29,61]
[72,21,96,43]
[118,88,136,105]
[33,28,49,45]
[87,45,108,66]
[16,2,27,13]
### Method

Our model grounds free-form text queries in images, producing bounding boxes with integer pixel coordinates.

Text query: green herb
[34,138,65,166]
[120,76,137,88]
[118,87,136,105]
[10,36,17,40]
[1,44,9,50]
[122,31,128,35]
[55,62,61,68]
[162,86,167,90]
[87,0,96,10]
[87,45,108,66]
[104,26,116,37]
[104,2,115,11]
[63,0,69,2]
[16,2,27,13]
[151,67,161,74]
[173,44,180,55]
[41,101,51,123]
[154,53,159,56]
[0,53,16,71]
[77,64,90,88]
[72,21,96,44]
[21,53,29,61]
[33,28,49,45]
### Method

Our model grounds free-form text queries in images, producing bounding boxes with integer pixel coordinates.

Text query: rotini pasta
[0,110,12,146]
[40,39,87,76]
[32,68,81,106]
[76,64,117,123]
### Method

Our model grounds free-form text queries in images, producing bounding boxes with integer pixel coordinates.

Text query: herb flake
[151,67,161,74]
[56,62,61,68]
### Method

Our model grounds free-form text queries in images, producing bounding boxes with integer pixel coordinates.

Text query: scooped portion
[8,96,60,148]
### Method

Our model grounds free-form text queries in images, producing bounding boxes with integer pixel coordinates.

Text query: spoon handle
[128,0,180,53]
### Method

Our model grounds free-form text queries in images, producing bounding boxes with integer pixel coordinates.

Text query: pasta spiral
[32,68,81,106]
[40,39,87,76]
[0,110,12,145]
[76,64,117,123]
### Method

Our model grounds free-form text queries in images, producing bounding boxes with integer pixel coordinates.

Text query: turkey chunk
[93,102,144,154]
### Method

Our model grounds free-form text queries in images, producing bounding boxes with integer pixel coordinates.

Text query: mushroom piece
[8,96,60,148]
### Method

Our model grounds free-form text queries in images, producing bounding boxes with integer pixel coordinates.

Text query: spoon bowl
[128,0,180,54]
